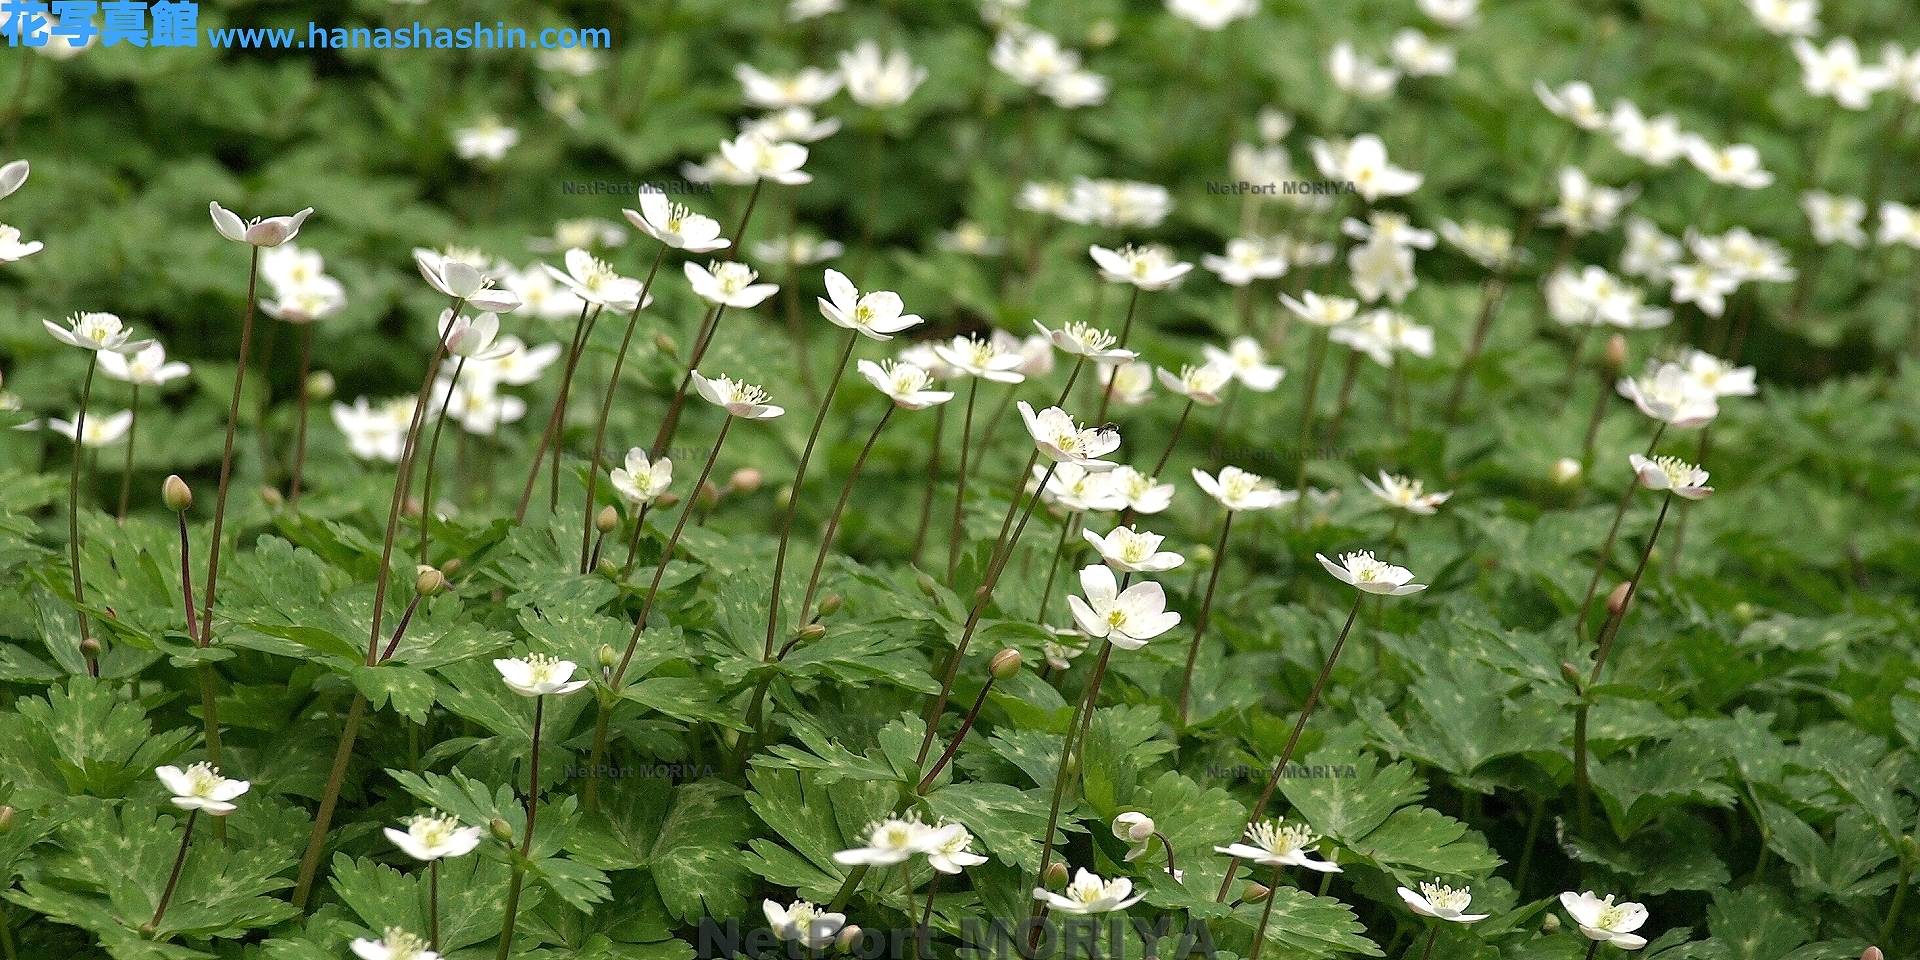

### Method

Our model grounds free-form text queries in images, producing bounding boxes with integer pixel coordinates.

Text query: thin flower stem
[1575,422,1667,639]
[289,324,313,510]
[1418,926,1438,960]
[1149,400,1195,479]
[911,405,946,566]
[1882,860,1911,946]
[1555,326,1595,418]
[200,247,262,648]
[144,809,198,936]
[973,381,1020,457]
[252,316,280,485]
[1663,427,1712,580]
[68,351,100,650]
[1326,346,1364,446]
[1584,941,1601,960]
[1293,330,1329,531]
[1244,863,1284,960]
[948,380,981,580]
[918,675,998,793]
[1215,591,1364,902]
[649,179,767,460]
[367,338,453,661]
[765,331,861,659]
[1588,493,1673,685]
[416,356,466,564]
[178,513,200,641]
[292,692,367,909]
[117,385,138,523]
[497,695,546,960]
[1034,518,1075,627]
[782,260,818,400]
[1574,702,1592,835]
[379,592,425,663]
[1178,511,1236,724]
[1034,639,1114,894]
[580,247,668,574]
[798,406,895,624]
[517,300,599,523]
[1093,288,1142,425]
[429,860,441,952]
[1580,365,1612,468]
[620,503,653,579]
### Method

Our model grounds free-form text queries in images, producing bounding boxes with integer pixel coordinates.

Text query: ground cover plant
[4,0,1920,958]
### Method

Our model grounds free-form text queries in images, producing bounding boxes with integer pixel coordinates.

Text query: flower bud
[817,594,844,617]
[774,485,794,512]
[0,805,15,833]
[698,480,720,510]
[729,468,763,495]
[1242,883,1270,903]
[415,569,448,597]
[1190,544,1216,568]
[1864,947,1885,960]
[837,925,865,952]
[654,333,678,358]
[306,370,336,401]
[1550,457,1582,486]
[260,485,284,508]
[1560,662,1584,691]
[163,475,193,512]
[80,637,102,657]
[441,558,463,576]
[989,648,1023,681]
[655,491,681,509]
[916,573,938,598]
[1604,334,1628,374]
[489,818,514,843]
[403,496,423,518]
[598,644,618,669]
[1541,914,1560,932]
[797,623,827,644]
[1042,863,1070,890]
[1607,582,1632,617]
[597,558,619,578]
[596,504,620,533]
[1086,19,1117,47]
[1732,601,1755,626]
[1113,811,1154,843]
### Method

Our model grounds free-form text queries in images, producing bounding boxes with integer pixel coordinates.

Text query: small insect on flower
[1316,550,1427,595]
[1398,880,1491,923]
[763,899,847,948]
[494,653,590,697]
[1084,525,1185,573]
[1032,868,1146,914]
[818,269,924,340]
[1361,472,1452,515]
[1214,818,1341,872]
[156,762,251,815]
[209,201,314,247]
[1067,564,1181,649]
[351,927,440,960]
[1559,891,1649,949]
[691,371,786,420]
[385,810,484,862]
[833,813,936,866]
[1628,454,1714,500]
[1019,402,1122,468]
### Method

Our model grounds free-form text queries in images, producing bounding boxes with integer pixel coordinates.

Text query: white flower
[1089,244,1193,290]
[44,311,151,354]
[1348,238,1417,305]
[1193,466,1295,511]
[684,260,778,309]
[624,187,730,253]
[1745,0,1819,35]
[1042,69,1111,108]
[734,64,843,109]
[1231,143,1293,193]
[1668,263,1740,318]
[1629,454,1714,500]
[437,377,527,437]
[1618,362,1719,427]
[1036,462,1126,513]
[992,28,1081,86]
[1033,869,1146,914]
[439,310,512,360]
[753,234,846,267]
[1609,101,1689,167]
[536,47,602,76]
[1155,363,1234,406]
[691,371,785,420]
[1689,227,1795,283]
[937,222,1006,256]
[788,0,846,21]
[0,159,26,201]
[1342,211,1437,250]
[1214,819,1340,872]
[763,900,847,948]
[742,106,842,144]
[1328,41,1401,100]
[544,249,648,311]
[818,269,923,340]
[1311,134,1422,202]
[99,342,190,387]
[1361,472,1450,515]
[45,410,132,448]
[414,249,520,312]
[332,396,412,462]
[1202,337,1284,392]
[1202,237,1289,286]
[1084,526,1184,573]
[494,653,590,697]
[1535,80,1608,130]
[1068,564,1180,649]
[610,448,673,505]
[470,337,563,386]
[1316,550,1426,595]
[1398,881,1490,923]
[1390,29,1456,77]
[682,150,759,186]
[1620,217,1683,279]
[1802,191,1867,247]
[1418,0,1479,28]
[1101,361,1156,407]
[1560,892,1649,950]
[209,201,314,248]
[923,822,989,874]
[937,335,1028,384]
[1678,348,1757,397]
[1019,402,1121,468]
[1792,36,1891,109]
[718,131,813,185]
[453,117,518,162]
[1280,290,1360,327]
[0,223,42,262]
[1043,627,1089,670]
[1885,43,1920,101]
[155,762,250,815]
[839,41,927,108]
[1167,0,1257,31]
[351,928,439,960]
[1544,167,1638,235]
[1438,219,1515,269]
[1332,309,1437,365]
[1033,319,1137,363]
[834,814,936,866]
[385,811,484,862]
[859,359,954,411]
[1113,812,1156,861]
[1684,139,1774,189]
[260,276,348,323]
[1107,466,1176,514]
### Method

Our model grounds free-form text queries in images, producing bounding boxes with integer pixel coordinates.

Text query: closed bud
[1190,544,1216,568]
[1086,19,1117,48]
[655,491,681,509]
[403,496,423,518]
[1733,601,1755,626]
[1243,883,1270,904]
[597,558,619,578]
[441,558,463,576]
[837,925,864,952]
[1863,947,1885,960]
[798,623,828,644]
[415,569,448,597]
[306,370,336,400]
[698,480,720,510]
[598,644,618,668]
[596,505,620,533]
[1604,334,1628,373]
[654,333,678,358]
[774,484,794,512]
[1550,457,1582,487]
[489,818,514,843]
[1541,914,1560,932]
[989,648,1023,681]
[916,573,938,598]
[1607,582,1632,617]
[0,805,13,832]
[260,485,284,508]
[729,468,763,494]
[80,637,102,657]
[1561,662,1584,690]
[1042,863,1070,890]
[817,594,844,617]
[974,585,992,604]
[162,475,193,512]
